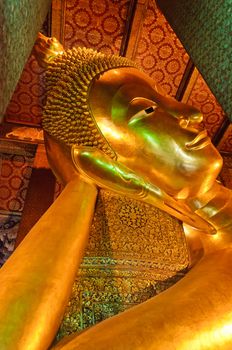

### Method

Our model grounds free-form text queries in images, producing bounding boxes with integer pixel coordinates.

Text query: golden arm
[52,183,232,350]
[0,178,97,350]
[53,245,232,350]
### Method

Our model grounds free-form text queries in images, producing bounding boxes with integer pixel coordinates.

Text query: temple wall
[0,0,51,120]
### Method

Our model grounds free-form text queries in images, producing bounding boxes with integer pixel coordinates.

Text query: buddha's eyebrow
[134,94,202,121]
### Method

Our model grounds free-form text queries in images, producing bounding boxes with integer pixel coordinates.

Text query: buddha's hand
[72,145,160,199]
[44,131,151,194]
[44,134,213,231]
[71,145,214,232]
[33,32,64,68]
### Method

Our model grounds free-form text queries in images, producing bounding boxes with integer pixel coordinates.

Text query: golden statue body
[0,35,232,350]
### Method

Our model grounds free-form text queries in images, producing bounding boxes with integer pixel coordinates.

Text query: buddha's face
[89,67,222,199]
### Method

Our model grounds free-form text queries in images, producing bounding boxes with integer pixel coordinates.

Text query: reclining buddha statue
[0,33,232,350]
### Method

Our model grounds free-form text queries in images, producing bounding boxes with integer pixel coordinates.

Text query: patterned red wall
[4,13,50,126]
[64,0,130,54]
[5,56,46,126]
[218,124,232,152]
[219,154,232,190]
[187,73,225,138]
[0,141,36,265]
[4,0,130,126]
[135,0,189,97]
[0,148,34,213]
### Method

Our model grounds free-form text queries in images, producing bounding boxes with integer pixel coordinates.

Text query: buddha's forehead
[90,67,162,105]
[89,66,201,126]
[89,67,164,126]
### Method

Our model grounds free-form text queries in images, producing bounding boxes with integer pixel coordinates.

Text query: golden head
[43,47,222,200]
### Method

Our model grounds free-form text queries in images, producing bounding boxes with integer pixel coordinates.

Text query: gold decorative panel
[57,189,188,340]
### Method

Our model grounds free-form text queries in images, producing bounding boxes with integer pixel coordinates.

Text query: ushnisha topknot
[43,47,138,159]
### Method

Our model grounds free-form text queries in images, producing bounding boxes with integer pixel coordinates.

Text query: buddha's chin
[171,161,222,200]
[173,178,215,200]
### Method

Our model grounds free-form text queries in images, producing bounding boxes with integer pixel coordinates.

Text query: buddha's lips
[185,130,211,150]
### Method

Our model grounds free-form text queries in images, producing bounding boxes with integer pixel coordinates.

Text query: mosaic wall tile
[64,0,130,54]
[0,153,34,213]
[134,0,189,97]
[0,213,21,266]
[4,12,51,126]
[157,0,232,121]
[0,141,36,213]
[0,0,51,119]
[0,141,36,264]
[187,73,225,138]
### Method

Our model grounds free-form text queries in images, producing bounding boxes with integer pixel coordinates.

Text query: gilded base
[57,189,189,341]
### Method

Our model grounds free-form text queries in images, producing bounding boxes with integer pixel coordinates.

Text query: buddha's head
[43,47,222,199]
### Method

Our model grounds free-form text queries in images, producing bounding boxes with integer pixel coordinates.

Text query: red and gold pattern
[4,0,130,126]
[0,213,21,266]
[218,124,232,152]
[0,141,36,265]
[58,189,188,339]
[187,73,225,138]
[135,0,189,97]
[0,151,34,213]
[5,56,46,126]
[220,153,232,190]
[64,0,130,54]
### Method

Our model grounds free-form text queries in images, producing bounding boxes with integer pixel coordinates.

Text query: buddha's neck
[187,182,232,235]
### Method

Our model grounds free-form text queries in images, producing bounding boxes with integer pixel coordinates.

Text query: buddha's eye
[145,106,155,114]
[128,105,157,126]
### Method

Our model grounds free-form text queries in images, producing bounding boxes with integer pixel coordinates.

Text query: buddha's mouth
[185,130,211,150]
